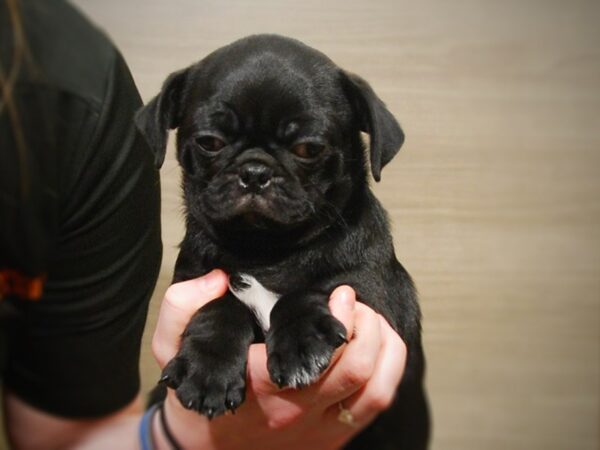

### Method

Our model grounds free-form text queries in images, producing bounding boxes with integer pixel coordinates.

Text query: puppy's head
[136,35,404,242]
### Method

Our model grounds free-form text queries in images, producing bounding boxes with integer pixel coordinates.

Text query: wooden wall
[64,1,600,449]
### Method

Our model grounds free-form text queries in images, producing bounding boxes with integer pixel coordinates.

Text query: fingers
[246,343,271,395]
[152,270,229,368]
[324,314,406,426]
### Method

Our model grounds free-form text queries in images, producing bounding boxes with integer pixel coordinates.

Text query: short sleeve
[2,49,162,417]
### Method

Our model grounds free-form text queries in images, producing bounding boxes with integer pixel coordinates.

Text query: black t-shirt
[0,0,162,417]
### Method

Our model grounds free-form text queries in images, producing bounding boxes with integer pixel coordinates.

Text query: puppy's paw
[266,312,347,389]
[160,342,246,418]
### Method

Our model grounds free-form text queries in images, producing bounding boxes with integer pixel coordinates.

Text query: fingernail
[200,270,222,290]
[336,288,355,311]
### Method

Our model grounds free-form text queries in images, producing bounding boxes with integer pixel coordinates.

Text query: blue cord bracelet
[139,403,160,450]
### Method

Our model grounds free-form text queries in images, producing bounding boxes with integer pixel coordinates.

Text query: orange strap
[0,269,45,301]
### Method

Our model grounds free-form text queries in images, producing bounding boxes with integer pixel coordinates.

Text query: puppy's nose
[238,162,273,191]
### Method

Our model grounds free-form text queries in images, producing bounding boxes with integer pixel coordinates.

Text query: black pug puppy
[136,34,429,449]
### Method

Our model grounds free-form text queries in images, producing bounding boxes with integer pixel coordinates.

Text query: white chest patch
[229,274,280,332]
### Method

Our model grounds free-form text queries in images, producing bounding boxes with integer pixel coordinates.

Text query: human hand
[152,270,407,450]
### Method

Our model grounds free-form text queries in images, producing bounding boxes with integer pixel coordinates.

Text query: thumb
[328,285,356,343]
[153,269,229,368]
[322,286,356,370]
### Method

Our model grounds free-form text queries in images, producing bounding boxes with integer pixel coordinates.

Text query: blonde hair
[0,0,33,197]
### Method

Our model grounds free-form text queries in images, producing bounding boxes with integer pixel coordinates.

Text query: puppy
[136,34,429,449]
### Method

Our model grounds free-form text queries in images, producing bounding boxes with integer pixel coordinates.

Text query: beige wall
[8,1,599,449]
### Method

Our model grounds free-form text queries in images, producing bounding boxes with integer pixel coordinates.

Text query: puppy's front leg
[266,291,348,388]
[161,292,259,417]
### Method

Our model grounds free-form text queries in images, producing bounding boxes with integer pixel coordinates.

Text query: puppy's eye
[291,142,325,159]
[195,136,226,153]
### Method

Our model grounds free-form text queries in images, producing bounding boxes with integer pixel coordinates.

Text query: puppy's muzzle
[238,161,273,192]
[236,148,276,193]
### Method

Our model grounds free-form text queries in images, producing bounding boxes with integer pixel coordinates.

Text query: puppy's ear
[135,68,189,168]
[341,71,404,181]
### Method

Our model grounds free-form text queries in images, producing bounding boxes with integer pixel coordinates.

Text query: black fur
[137,34,429,449]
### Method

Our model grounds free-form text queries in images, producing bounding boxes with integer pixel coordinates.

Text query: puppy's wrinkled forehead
[182,37,346,136]
[134,34,404,179]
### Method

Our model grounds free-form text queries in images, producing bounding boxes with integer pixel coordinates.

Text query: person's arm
[3,270,406,450]
[3,393,142,450]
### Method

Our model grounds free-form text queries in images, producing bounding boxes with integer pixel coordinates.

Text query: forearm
[3,391,144,450]
[73,396,215,450]
[3,389,215,450]
[70,415,141,450]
